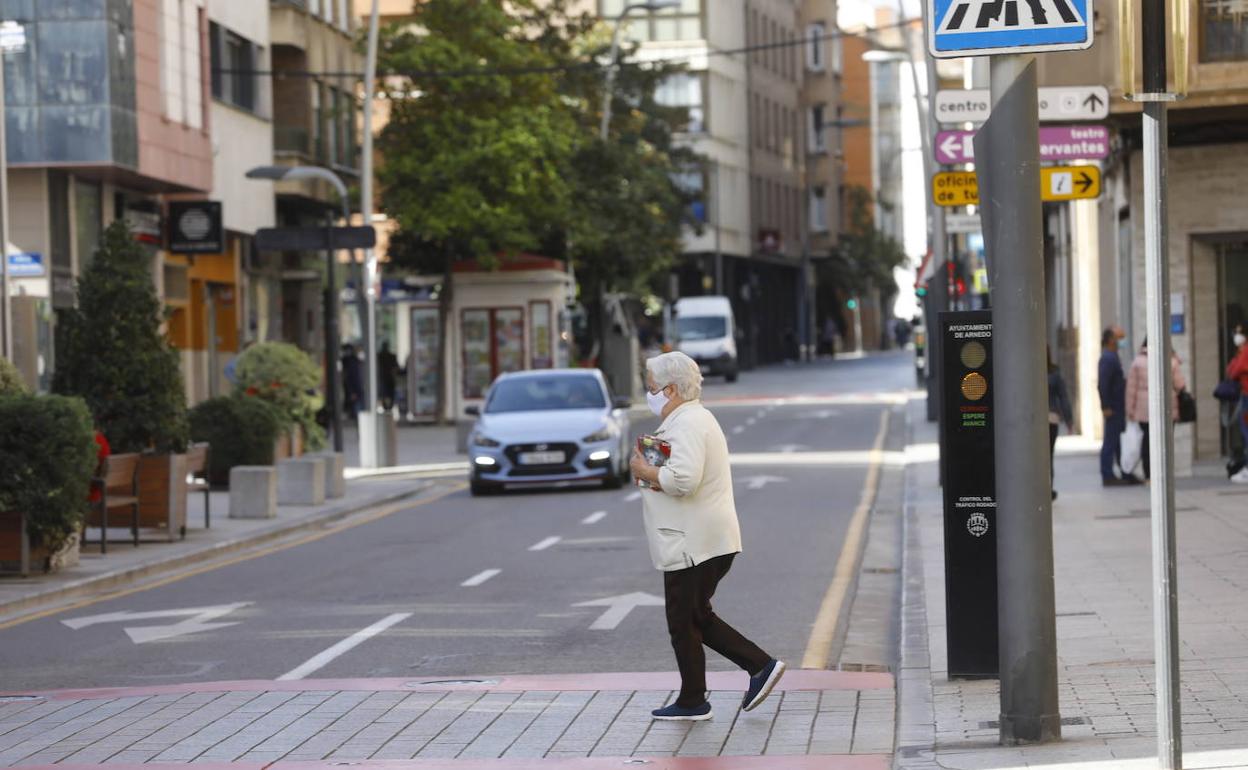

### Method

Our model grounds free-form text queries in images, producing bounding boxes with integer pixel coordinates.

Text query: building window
[806,22,826,71]
[600,0,703,43]
[209,22,260,114]
[809,186,828,232]
[808,104,826,153]
[1200,0,1248,61]
[830,31,843,75]
[655,72,705,133]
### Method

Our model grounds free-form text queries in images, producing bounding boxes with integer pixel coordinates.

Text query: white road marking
[461,569,501,587]
[277,612,412,681]
[63,602,253,645]
[732,425,746,435]
[582,511,608,525]
[625,491,642,502]
[529,536,561,551]
[573,592,665,630]
[740,475,788,491]
[730,450,907,467]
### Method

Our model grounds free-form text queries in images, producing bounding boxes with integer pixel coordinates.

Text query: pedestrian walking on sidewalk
[1048,348,1074,500]
[1125,338,1186,480]
[629,351,785,722]
[1097,327,1137,486]
[1225,324,1248,484]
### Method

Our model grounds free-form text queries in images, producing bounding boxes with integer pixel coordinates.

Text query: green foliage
[52,220,189,454]
[0,357,26,396]
[0,394,97,551]
[818,185,909,299]
[232,342,326,451]
[188,396,284,485]
[378,0,578,271]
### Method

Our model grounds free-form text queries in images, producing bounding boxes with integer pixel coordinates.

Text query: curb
[0,481,445,625]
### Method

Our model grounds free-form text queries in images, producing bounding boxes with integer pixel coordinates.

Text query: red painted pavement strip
[9,670,892,702]
[19,757,890,770]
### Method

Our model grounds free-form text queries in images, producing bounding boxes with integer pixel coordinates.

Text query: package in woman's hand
[636,435,671,490]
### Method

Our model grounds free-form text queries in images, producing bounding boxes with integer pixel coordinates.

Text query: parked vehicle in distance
[466,369,632,496]
[674,295,739,383]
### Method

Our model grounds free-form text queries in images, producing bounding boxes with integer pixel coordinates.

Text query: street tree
[816,185,908,337]
[378,0,579,421]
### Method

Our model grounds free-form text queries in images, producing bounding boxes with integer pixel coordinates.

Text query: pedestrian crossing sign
[928,0,1094,58]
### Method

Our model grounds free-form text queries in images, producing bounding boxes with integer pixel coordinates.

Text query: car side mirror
[613,396,632,410]
[464,405,480,417]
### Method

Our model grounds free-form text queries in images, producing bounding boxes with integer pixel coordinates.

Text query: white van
[674,296,739,383]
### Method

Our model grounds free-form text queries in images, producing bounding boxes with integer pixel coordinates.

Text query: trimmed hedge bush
[0,357,26,396]
[189,396,285,485]
[52,221,189,453]
[0,394,97,551]
[233,342,326,451]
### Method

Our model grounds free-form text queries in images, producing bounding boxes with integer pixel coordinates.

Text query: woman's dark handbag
[1214,379,1241,402]
[1178,389,1197,423]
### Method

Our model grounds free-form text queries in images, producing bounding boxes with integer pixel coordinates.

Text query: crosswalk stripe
[939,0,1084,33]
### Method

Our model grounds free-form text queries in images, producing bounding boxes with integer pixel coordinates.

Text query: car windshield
[485,375,607,413]
[676,315,727,341]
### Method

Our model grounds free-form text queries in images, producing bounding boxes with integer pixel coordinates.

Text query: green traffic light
[916,287,927,297]
[847,299,858,310]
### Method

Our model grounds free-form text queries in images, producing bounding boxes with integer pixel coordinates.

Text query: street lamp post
[246,164,351,454]
[599,0,679,142]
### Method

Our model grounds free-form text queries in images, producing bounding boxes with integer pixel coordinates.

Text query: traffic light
[847,298,858,310]
[915,283,928,298]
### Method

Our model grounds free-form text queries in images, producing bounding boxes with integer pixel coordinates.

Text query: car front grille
[508,465,579,477]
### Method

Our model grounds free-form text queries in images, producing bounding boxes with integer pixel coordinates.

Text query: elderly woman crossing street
[629,351,785,722]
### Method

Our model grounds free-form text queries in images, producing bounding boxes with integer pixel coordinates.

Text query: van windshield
[676,316,727,341]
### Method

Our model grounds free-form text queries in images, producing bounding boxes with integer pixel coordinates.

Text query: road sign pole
[1138,0,1182,764]
[974,54,1061,746]
[0,43,10,361]
[325,222,345,454]
[920,0,947,423]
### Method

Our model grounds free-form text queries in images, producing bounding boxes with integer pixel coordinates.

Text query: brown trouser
[663,552,771,707]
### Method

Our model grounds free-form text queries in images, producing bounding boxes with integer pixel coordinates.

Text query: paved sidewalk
[0,477,449,623]
[0,671,893,768]
[896,397,1248,769]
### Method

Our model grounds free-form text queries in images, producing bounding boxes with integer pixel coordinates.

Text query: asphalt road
[0,353,916,692]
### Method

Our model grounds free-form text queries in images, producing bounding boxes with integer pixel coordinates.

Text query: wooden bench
[186,442,211,530]
[87,453,140,553]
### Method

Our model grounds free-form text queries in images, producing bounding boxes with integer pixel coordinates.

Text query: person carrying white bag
[1123,337,1185,480]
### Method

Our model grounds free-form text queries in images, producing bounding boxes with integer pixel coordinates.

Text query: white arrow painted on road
[770,444,809,453]
[573,592,664,630]
[62,602,253,644]
[803,409,842,419]
[741,475,788,491]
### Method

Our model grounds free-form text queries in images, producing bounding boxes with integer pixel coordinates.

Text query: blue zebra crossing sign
[928,0,1094,58]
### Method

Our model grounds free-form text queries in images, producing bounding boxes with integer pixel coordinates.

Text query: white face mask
[646,386,670,417]
[1236,333,1247,347]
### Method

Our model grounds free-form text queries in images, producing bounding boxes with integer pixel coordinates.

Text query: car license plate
[518,450,564,465]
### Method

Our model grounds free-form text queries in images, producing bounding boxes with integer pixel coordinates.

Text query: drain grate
[862,566,899,574]
[408,679,499,687]
[1057,611,1097,617]
[0,696,41,703]
[837,662,891,673]
[981,716,1087,729]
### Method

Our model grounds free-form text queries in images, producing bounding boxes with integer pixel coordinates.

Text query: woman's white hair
[646,352,703,401]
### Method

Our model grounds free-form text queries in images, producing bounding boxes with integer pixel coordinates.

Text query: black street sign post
[940,309,998,678]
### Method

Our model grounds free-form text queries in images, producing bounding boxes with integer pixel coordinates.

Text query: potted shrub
[0,392,97,573]
[189,396,285,486]
[53,221,191,542]
[232,342,326,457]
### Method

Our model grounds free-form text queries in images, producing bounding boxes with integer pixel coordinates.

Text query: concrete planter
[0,511,81,575]
[137,453,189,541]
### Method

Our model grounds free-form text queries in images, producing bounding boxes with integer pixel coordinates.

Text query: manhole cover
[408,679,499,687]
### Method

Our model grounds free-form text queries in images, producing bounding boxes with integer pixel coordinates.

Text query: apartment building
[1026,1,1248,472]
[2,0,213,393]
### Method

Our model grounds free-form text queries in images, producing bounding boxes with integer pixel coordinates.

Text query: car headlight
[582,426,615,443]
[472,433,501,447]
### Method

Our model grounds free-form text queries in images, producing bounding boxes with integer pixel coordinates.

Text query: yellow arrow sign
[932,166,1102,207]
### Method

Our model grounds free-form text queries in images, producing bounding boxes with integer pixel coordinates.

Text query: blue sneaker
[741,659,786,711]
[651,701,712,721]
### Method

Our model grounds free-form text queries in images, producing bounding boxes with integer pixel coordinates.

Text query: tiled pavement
[896,397,1248,769]
[0,671,893,768]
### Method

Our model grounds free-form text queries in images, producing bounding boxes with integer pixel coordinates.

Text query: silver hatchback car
[466,369,632,496]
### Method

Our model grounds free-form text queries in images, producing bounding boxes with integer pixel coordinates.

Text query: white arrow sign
[741,475,788,491]
[62,602,253,644]
[573,592,664,630]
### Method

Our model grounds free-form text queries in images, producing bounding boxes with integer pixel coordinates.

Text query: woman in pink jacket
[1125,338,1186,479]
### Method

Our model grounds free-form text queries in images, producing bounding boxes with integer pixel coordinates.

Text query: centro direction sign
[935,125,1109,165]
[928,0,1093,58]
[935,86,1109,124]
[933,166,1101,206]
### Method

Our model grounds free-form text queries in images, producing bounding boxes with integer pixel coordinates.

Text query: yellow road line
[801,409,890,670]
[0,483,466,632]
